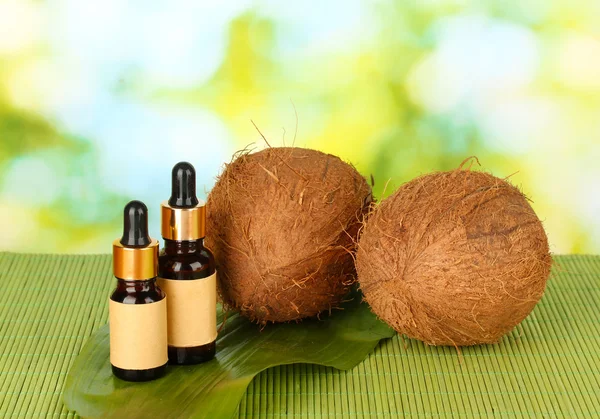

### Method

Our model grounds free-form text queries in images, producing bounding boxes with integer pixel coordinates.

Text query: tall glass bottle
[158,162,217,364]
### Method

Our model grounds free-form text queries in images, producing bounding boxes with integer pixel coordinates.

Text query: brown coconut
[206,147,372,323]
[356,161,552,346]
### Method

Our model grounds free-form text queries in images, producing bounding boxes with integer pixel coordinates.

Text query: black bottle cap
[169,162,199,208]
[120,200,152,248]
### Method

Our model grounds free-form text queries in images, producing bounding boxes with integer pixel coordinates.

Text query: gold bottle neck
[160,201,206,241]
[112,238,159,280]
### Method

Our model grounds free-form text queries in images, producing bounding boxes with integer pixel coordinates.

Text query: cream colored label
[157,272,217,348]
[109,298,168,370]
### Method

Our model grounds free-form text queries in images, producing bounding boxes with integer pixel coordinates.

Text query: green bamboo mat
[0,254,598,418]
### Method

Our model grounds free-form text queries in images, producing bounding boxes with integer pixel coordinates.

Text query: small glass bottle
[109,200,168,381]
[158,162,217,364]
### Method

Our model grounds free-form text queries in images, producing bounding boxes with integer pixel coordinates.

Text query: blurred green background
[0,0,598,254]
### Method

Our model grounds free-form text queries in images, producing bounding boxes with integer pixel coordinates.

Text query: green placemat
[0,253,598,417]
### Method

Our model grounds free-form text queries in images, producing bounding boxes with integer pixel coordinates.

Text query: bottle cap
[161,162,206,240]
[113,200,159,280]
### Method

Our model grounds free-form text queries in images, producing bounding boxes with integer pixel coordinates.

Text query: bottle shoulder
[158,249,215,280]
[110,278,165,304]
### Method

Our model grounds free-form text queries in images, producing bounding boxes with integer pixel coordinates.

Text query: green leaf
[63,291,394,418]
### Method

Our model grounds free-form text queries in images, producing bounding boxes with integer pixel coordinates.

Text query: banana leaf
[63,291,395,418]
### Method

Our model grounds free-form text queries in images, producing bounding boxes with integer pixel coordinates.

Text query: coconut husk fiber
[356,160,552,346]
[206,147,372,323]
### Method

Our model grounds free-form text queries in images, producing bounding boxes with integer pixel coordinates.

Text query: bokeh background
[0,0,599,254]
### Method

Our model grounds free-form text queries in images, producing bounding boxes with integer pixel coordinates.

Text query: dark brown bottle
[109,201,168,381]
[158,162,217,364]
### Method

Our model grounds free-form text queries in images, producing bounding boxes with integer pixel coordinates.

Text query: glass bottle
[110,200,168,381]
[158,162,217,364]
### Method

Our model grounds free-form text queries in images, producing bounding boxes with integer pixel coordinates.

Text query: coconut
[206,147,372,323]
[356,162,552,346]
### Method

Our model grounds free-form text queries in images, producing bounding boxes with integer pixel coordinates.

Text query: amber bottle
[109,200,168,381]
[158,162,217,364]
